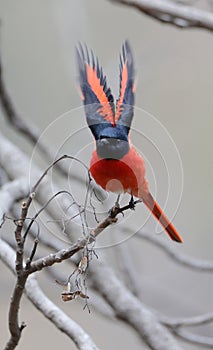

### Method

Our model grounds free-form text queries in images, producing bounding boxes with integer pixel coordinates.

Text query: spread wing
[115,40,135,132]
[76,44,115,140]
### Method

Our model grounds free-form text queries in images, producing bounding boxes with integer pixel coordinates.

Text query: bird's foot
[129,194,135,210]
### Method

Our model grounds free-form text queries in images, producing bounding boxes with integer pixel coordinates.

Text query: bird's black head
[96,125,130,160]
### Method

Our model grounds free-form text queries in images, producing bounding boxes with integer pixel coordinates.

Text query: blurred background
[0,1,213,349]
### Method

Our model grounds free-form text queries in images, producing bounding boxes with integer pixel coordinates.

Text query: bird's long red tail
[142,192,183,243]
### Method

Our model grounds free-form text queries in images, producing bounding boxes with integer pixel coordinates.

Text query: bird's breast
[90,146,146,196]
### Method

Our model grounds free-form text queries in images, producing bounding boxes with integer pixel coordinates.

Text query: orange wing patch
[86,63,114,124]
[115,40,135,128]
[77,43,115,126]
[115,62,128,123]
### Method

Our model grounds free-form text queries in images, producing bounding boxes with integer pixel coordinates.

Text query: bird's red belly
[90,147,146,197]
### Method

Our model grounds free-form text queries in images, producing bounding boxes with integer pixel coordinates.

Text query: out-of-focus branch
[0,132,143,274]
[109,0,213,31]
[160,311,213,347]
[0,53,72,176]
[0,137,180,349]
[25,275,100,350]
[7,205,116,320]
[1,132,212,349]
[0,239,100,350]
[0,131,41,189]
[174,328,213,347]
[163,311,213,328]
[114,242,143,298]
[0,165,9,186]
[23,191,140,274]
[24,211,213,346]
[137,230,213,271]
[0,132,81,229]
[0,178,29,226]
[90,259,182,350]
[0,55,40,144]
[0,140,144,347]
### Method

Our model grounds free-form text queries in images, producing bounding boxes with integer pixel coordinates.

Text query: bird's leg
[129,193,135,210]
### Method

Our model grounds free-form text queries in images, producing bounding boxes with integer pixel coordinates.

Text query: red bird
[77,41,183,243]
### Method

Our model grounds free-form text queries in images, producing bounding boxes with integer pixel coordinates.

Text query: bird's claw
[129,195,135,210]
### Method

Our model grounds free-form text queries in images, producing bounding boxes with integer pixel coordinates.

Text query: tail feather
[142,192,183,243]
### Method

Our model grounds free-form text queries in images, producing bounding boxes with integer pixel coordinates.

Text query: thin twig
[25,239,39,268]
[23,189,76,240]
[30,155,89,195]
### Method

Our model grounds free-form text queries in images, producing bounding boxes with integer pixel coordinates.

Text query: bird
[76,41,183,243]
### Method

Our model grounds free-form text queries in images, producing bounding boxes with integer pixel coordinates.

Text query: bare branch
[0,154,181,350]
[11,202,66,252]
[109,0,213,31]
[91,200,141,237]
[0,147,90,349]
[0,236,27,350]
[0,146,141,275]
[5,279,27,350]
[25,238,39,267]
[3,195,35,349]
[174,328,213,347]
[1,16,212,350]
[27,200,141,274]
[0,52,102,191]
[164,312,213,328]
[0,131,41,183]
[137,230,213,271]
[0,239,100,350]
[90,259,182,350]
[25,275,100,350]
[0,178,29,226]
[114,242,143,298]
[1,131,212,349]
[159,310,213,346]
[29,219,213,349]
[0,54,39,144]
[0,165,9,186]
[0,54,70,176]
[0,132,82,232]
[27,237,88,274]
[23,189,77,240]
